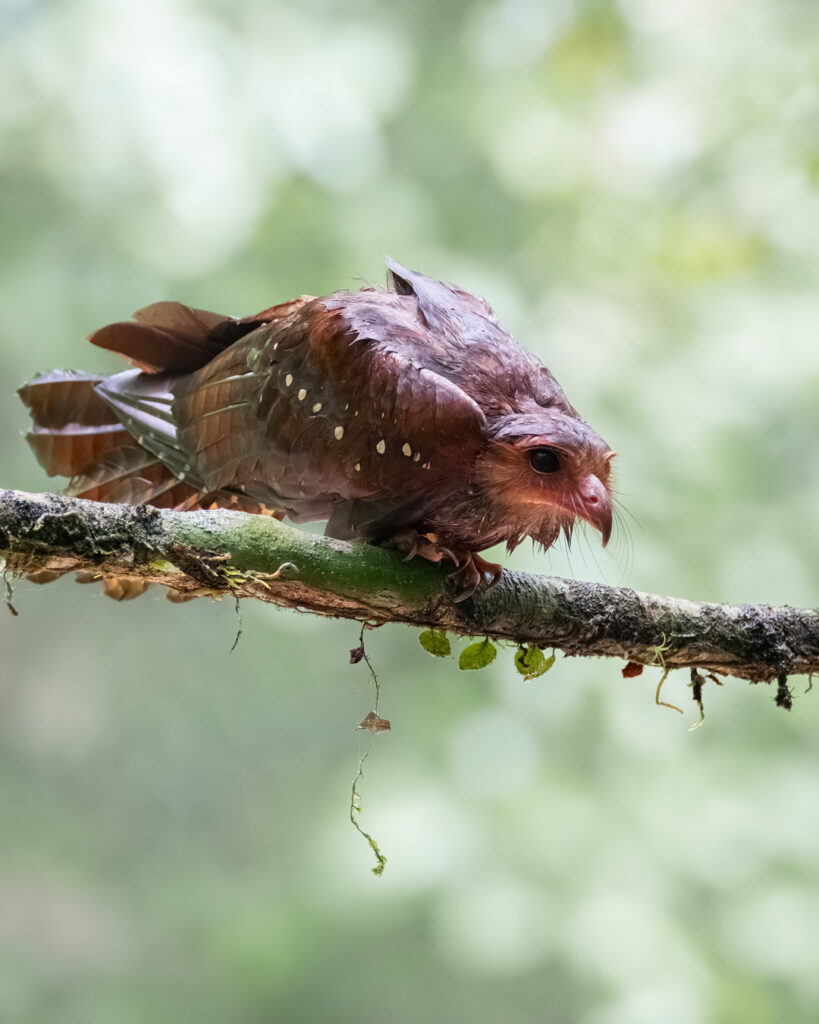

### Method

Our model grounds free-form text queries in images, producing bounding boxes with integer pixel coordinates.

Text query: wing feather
[86,276,490,535]
[94,370,197,482]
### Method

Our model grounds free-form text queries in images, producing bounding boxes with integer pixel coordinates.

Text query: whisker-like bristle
[606,501,636,582]
[613,496,642,531]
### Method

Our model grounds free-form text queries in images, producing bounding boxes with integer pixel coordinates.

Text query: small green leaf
[514,645,537,674]
[514,645,555,680]
[419,629,451,657]
[459,638,497,670]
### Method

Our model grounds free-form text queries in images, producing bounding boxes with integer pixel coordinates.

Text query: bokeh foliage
[1,1,819,1021]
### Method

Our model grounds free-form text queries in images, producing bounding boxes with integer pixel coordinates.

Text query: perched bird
[19,258,614,598]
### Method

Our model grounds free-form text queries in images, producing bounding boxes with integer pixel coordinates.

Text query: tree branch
[1,488,817,687]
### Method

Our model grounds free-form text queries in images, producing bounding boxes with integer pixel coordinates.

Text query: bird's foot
[387,532,503,602]
[446,550,504,603]
[386,530,456,565]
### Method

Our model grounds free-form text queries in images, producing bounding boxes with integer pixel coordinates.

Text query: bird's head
[476,411,615,549]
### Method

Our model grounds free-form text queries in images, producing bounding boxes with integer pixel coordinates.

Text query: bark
[1,488,817,687]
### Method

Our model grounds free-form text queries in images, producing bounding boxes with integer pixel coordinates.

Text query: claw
[402,538,419,562]
[448,551,504,601]
[383,532,504,598]
[453,580,479,603]
[485,564,503,589]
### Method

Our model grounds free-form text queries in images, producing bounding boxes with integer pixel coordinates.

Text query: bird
[18,258,614,599]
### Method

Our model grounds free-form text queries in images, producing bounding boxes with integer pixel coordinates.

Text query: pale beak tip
[580,474,613,549]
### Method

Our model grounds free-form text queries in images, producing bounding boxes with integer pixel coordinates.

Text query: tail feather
[88,321,226,374]
[18,370,117,428]
[18,371,182,506]
[88,300,239,373]
[18,302,296,600]
[20,373,270,516]
[133,301,229,338]
[26,424,134,478]
[19,301,295,565]
[68,444,160,492]
[87,297,314,374]
[65,442,206,511]
[69,445,165,501]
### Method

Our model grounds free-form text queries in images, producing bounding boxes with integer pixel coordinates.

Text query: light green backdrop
[1,1,818,1021]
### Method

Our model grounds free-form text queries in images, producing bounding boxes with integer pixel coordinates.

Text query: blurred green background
[2,0,819,1021]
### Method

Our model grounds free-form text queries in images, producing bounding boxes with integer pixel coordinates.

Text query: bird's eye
[528,447,561,474]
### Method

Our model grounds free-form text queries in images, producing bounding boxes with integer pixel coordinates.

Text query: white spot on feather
[422,462,431,470]
[298,388,307,401]
[355,462,361,472]
[312,402,322,413]
[413,452,421,463]
[376,439,386,454]
[334,426,344,440]
[285,374,293,387]
[402,443,412,457]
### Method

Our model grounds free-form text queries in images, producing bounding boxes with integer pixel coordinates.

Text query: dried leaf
[358,711,391,733]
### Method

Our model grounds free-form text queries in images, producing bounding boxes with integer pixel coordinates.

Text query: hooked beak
[577,473,613,547]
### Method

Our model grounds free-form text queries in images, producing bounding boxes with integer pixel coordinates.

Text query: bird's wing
[92,297,317,496]
[95,287,488,531]
[168,296,487,528]
[94,370,193,478]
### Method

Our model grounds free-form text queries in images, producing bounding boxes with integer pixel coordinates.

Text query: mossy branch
[1,488,817,686]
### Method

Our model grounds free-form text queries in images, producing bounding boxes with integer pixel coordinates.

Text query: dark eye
[528,447,561,474]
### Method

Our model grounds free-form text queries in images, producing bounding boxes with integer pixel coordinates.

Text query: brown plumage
[19,258,614,598]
